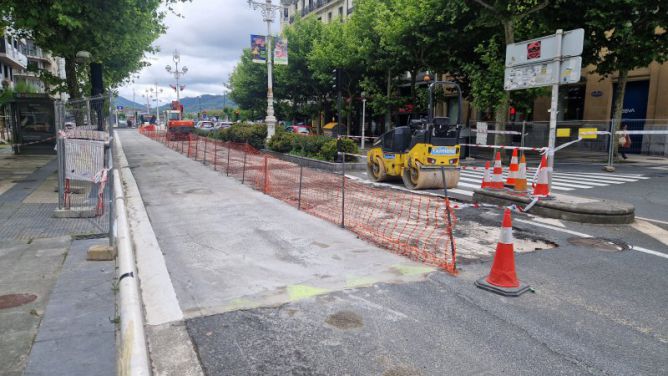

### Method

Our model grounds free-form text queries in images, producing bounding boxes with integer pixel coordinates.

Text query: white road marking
[631,220,668,247]
[515,218,668,260]
[449,188,473,197]
[636,216,668,226]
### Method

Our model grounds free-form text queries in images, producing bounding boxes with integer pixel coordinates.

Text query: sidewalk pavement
[0,149,115,376]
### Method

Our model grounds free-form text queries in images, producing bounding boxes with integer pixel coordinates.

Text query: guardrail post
[263,155,269,193]
[341,150,346,229]
[226,142,231,176]
[213,140,218,171]
[298,165,303,210]
[241,143,248,184]
[203,137,208,165]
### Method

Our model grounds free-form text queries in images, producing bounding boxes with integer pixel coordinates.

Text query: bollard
[298,165,303,210]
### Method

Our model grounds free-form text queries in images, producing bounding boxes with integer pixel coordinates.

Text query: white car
[195,121,216,132]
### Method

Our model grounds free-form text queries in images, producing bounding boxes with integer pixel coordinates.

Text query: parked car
[195,120,216,132]
[285,125,312,135]
[215,121,233,129]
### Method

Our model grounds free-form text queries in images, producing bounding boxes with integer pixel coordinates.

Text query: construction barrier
[139,130,458,273]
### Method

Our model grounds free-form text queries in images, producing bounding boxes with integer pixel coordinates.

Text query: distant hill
[158,94,238,114]
[113,96,144,110]
[116,94,237,114]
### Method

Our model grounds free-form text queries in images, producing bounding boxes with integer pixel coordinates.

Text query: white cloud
[118,0,273,104]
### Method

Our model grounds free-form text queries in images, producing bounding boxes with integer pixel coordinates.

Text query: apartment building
[0,34,28,90]
[0,34,66,97]
[14,39,67,95]
[282,0,354,26]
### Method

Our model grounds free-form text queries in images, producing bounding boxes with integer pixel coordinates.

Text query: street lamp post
[150,83,164,125]
[165,50,188,103]
[247,0,291,140]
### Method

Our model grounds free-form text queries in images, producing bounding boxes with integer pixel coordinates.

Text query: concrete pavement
[122,129,668,375]
[0,148,115,376]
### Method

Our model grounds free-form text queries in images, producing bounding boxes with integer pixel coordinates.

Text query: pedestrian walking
[619,124,631,160]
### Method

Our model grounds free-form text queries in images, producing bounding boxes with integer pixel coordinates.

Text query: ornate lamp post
[165,50,188,102]
[247,0,292,140]
[149,84,164,125]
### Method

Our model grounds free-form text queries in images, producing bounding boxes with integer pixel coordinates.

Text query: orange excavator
[165,100,195,141]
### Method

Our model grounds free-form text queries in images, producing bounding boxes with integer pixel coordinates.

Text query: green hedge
[267,129,358,162]
[206,123,267,150]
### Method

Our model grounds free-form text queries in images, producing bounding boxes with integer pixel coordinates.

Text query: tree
[1,0,174,98]
[467,0,551,143]
[309,19,365,135]
[280,17,329,129]
[229,49,269,119]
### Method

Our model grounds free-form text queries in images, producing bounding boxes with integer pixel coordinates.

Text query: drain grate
[568,237,629,252]
[0,293,37,309]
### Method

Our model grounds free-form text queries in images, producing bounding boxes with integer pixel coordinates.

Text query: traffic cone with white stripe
[513,154,528,193]
[506,149,519,187]
[489,152,505,190]
[532,154,550,197]
[480,161,492,189]
[475,208,530,296]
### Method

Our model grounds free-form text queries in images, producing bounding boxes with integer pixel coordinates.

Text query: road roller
[367,80,463,190]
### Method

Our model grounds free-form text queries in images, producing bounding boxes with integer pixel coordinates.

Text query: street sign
[505,28,584,67]
[116,105,124,110]
[504,56,582,90]
[476,122,488,145]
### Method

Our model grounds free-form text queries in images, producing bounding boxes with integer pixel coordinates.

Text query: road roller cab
[367,80,463,190]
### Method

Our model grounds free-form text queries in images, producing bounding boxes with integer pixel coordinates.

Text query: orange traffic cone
[489,152,505,190]
[506,149,519,186]
[480,161,492,189]
[532,154,550,197]
[513,154,528,193]
[475,209,530,296]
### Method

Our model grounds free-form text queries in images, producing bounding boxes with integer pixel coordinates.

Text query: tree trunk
[385,68,392,130]
[611,69,629,160]
[410,69,417,106]
[64,57,80,100]
[494,19,515,146]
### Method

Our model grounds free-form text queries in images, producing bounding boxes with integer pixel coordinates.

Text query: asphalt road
[119,130,668,375]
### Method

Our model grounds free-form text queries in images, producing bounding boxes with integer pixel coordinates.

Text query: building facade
[282,0,354,26]
[0,34,28,90]
[532,62,668,122]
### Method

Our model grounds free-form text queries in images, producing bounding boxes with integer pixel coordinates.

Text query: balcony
[0,39,28,69]
[24,46,50,63]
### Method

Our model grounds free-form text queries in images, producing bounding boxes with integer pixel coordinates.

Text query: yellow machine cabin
[367,81,463,190]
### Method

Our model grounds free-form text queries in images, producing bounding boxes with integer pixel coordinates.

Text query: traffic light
[332,68,341,91]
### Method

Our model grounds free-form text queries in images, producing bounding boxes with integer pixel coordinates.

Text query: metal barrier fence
[465,119,668,161]
[55,96,113,237]
[141,129,458,273]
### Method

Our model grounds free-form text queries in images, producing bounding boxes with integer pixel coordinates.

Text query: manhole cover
[567,237,629,252]
[0,293,37,309]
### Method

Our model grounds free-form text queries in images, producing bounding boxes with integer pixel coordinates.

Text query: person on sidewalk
[619,124,631,160]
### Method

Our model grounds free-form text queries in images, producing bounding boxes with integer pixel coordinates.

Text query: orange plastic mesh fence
[140,131,457,273]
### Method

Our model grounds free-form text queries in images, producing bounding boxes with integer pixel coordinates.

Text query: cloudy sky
[117,0,269,105]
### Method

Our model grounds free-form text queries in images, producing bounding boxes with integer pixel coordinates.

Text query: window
[328,12,332,22]
[339,6,343,17]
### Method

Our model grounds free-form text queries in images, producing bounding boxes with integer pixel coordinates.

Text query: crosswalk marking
[451,168,648,196]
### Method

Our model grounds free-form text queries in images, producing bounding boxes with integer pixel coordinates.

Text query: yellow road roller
[367,80,462,190]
